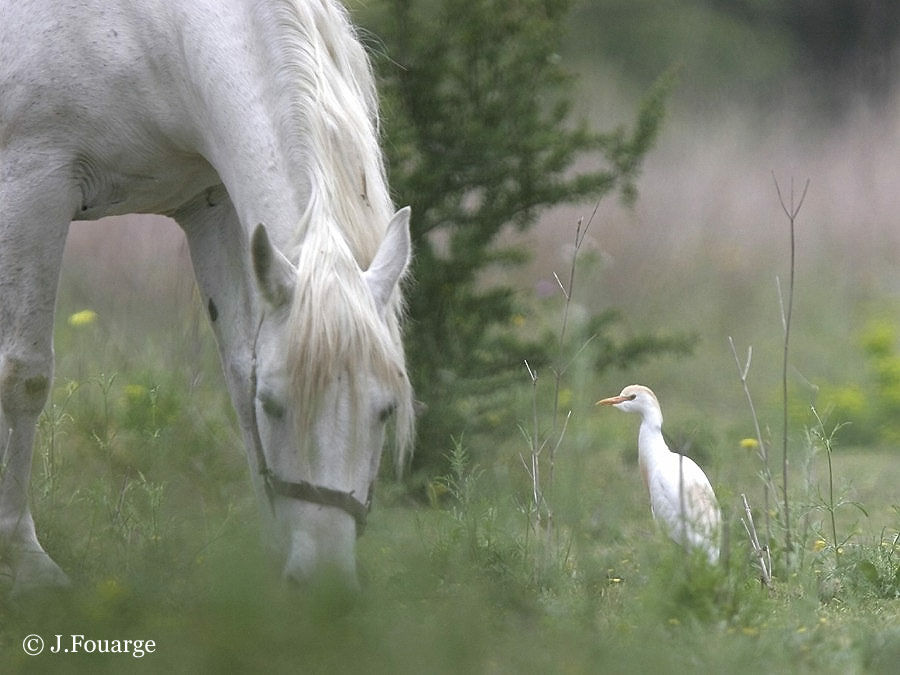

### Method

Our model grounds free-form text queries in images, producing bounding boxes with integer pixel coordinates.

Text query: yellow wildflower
[740,438,759,451]
[485,412,502,427]
[68,309,98,327]
[96,577,126,602]
[124,384,149,400]
[813,539,827,552]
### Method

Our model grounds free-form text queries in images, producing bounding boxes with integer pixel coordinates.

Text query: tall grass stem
[728,338,773,572]
[773,174,809,557]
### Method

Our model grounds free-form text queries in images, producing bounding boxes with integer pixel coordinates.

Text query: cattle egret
[596,385,721,563]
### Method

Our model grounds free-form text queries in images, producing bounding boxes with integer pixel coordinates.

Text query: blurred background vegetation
[569,0,900,110]
[351,0,900,485]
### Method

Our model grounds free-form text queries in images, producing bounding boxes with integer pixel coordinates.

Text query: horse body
[5,1,213,217]
[1,0,412,591]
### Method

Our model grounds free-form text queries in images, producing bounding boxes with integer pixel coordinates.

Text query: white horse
[0,0,414,592]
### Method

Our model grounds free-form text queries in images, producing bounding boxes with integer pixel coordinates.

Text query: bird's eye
[627,394,637,401]
[260,394,286,420]
[378,402,397,423]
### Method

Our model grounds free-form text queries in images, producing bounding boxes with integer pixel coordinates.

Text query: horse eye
[378,402,397,423]
[260,394,286,420]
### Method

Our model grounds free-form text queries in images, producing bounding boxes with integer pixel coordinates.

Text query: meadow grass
[1,218,898,674]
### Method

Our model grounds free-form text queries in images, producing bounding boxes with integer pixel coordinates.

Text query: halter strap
[248,312,370,535]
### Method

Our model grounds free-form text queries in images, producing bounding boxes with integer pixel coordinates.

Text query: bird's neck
[637,411,668,466]
[639,407,663,435]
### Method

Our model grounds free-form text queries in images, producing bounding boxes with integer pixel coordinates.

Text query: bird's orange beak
[595,395,628,406]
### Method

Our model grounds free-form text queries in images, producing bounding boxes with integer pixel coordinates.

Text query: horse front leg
[0,177,73,594]
[175,187,257,425]
[173,189,271,515]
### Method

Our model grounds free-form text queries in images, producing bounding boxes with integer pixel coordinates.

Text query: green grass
[1,275,898,673]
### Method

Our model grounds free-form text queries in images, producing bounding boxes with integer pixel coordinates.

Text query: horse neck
[184,0,390,263]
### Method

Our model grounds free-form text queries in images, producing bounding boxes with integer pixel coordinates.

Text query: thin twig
[520,201,601,566]
[524,360,543,512]
[728,337,773,561]
[776,276,786,332]
[678,453,687,562]
[772,173,809,557]
[552,214,592,431]
[558,334,598,379]
[741,493,773,588]
[547,410,573,495]
[553,272,568,300]
[2,428,11,462]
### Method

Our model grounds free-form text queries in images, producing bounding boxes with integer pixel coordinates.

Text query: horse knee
[0,355,52,418]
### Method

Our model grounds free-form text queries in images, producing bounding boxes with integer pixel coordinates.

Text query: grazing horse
[0,0,413,592]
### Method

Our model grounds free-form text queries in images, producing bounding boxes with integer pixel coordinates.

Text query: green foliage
[2,293,898,672]
[820,317,900,446]
[846,532,900,600]
[423,438,536,591]
[862,318,900,436]
[809,524,900,604]
[359,0,683,480]
[433,438,483,516]
[806,409,867,572]
[589,308,696,372]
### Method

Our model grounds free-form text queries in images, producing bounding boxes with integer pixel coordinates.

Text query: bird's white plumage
[597,384,721,562]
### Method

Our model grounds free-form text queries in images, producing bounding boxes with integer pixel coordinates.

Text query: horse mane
[267,0,391,261]
[265,0,413,468]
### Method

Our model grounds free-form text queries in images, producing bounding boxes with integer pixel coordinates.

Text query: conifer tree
[359,0,690,479]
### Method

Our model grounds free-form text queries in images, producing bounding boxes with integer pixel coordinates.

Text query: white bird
[596,384,721,563]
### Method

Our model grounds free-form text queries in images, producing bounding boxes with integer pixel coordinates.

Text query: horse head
[249,207,413,586]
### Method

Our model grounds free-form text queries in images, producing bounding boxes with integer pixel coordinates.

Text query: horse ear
[251,223,295,308]
[365,207,411,312]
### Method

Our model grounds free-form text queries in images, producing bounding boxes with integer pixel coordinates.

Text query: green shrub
[820,317,900,446]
